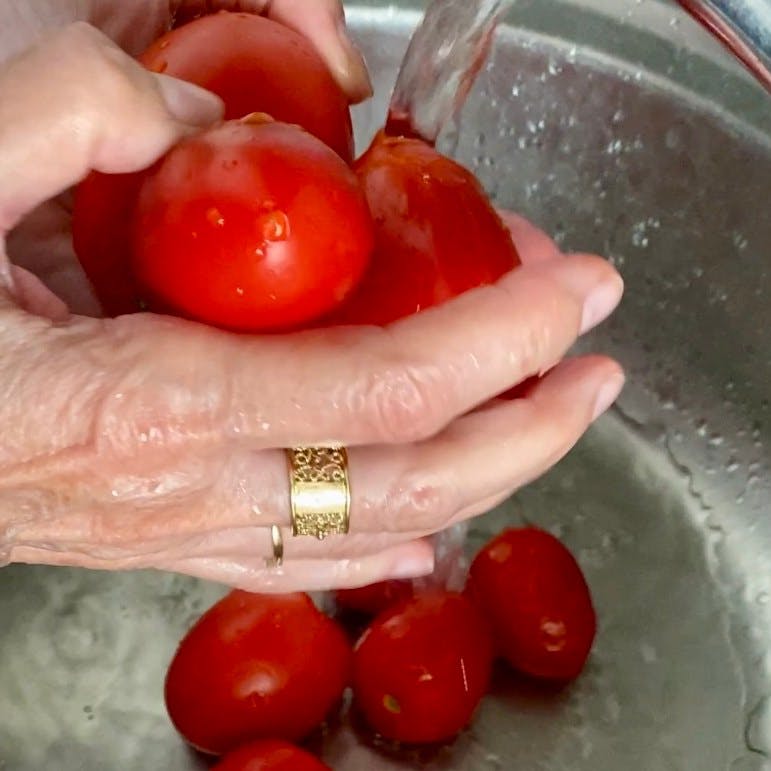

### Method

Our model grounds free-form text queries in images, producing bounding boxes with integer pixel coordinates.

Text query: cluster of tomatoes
[70,10,597,769]
[72,11,520,333]
[163,526,596,769]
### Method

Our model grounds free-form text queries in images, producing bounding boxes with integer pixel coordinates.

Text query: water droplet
[206,207,225,228]
[640,642,658,663]
[235,287,245,297]
[152,59,168,74]
[255,209,290,242]
[665,127,681,149]
[159,40,170,49]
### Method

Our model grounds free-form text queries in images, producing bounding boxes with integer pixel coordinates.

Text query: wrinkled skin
[0,1,625,592]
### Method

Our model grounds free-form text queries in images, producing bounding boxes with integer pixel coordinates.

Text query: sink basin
[1,1,770,769]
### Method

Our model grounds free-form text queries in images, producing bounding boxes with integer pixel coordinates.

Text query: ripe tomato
[466,527,596,681]
[131,118,373,331]
[326,132,520,326]
[334,580,414,617]
[352,591,493,744]
[71,170,145,316]
[164,591,352,755]
[212,739,330,771]
[140,12,354,162]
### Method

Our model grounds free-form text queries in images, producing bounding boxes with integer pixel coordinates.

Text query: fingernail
[156,74,224,127]
[581,275,624,334]
[592,371,625,420]
[390,552,435,580]
[334,20,374,102]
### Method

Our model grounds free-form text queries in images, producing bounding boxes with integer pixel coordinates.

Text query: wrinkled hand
[0,21,624,593]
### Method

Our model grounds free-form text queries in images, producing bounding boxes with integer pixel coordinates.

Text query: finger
[175,0,373,102]
[220,254,624,447]
[200,355,623,535]
[267,0,372,103]
[0,22,223,238]
[498,209,562,264]
[9,265,70,322]
[164,538,435,593]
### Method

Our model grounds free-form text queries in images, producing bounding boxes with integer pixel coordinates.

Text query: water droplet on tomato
[159,40,170,50]
[256,209,290,242]
[254,247,265,260]
[206,207,225,228]
[153,59,168,73]
[235,287,245,297]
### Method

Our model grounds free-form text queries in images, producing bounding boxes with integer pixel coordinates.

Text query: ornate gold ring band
[286,447,350,540]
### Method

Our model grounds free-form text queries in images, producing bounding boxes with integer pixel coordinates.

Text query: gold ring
[286,447,350,540]
[265,524,284,568]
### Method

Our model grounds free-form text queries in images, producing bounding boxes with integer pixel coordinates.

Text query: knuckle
[365,364,446,443]
[386,470,458,532]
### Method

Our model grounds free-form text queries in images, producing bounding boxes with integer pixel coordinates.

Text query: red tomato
[352,591,493,744]
[71,170,145,316]
[131,117,373,331]
[326,132,520,326]
[164,591,352,755]
[140,12,353,162]
[334,580,414,617]
[212,739,330,771]
[499,374,542,400]
[466,527,597,681]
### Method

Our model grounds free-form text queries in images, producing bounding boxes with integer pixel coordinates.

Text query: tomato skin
[140,12,354,162]
[164,591,352,755]
[352,591,493,744]
[466,527,596,681]
[334,580,414,617]
[211,739,331,771]
[71,170,145,315]
[327,132,520,326]
[131,119,373,331]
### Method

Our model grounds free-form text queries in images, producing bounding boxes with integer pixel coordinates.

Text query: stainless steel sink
[1,1,770,769]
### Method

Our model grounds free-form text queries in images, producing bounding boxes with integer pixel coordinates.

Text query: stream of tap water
[384,0,769,150]
[385,0,517,145]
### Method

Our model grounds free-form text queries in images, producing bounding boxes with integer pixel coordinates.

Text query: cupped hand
[0,24,624,592]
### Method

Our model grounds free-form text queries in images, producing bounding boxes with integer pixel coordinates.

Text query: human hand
[0,24,624,593]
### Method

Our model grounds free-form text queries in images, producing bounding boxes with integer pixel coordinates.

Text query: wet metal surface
[1,2,770,768]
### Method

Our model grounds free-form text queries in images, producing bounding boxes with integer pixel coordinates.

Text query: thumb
[0,22,223,240]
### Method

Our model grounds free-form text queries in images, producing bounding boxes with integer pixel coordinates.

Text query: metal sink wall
[1,1,769,769]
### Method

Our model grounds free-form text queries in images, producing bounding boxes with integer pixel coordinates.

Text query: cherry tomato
[131,117,373,331]
[352,591,493,744]
[164,591,352,755]
[466,527,597,681]
[140,12,353,162]
[71,170,145,315]
[327,132,520,326]
[335,580,414,617]
[212,739,330,771]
